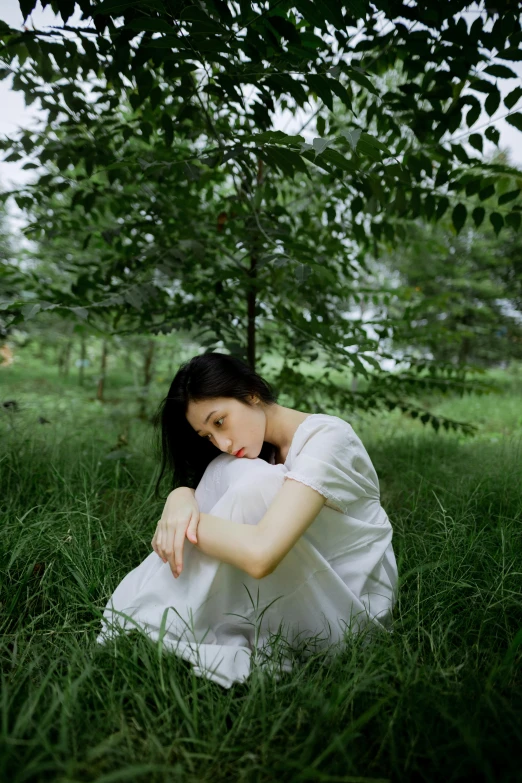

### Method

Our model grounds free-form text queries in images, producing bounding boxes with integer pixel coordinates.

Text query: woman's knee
[230,464,287,512]
[195,453,286,509]
[215,452,282,491]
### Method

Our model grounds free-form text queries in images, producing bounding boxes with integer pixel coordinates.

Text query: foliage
[379,156,522,367]
[1,1,522,434]
[0,200,21,339]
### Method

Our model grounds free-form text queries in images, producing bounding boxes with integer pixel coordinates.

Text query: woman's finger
[172,522,187,577]
[186,510,200,544]
[157,525,168,563]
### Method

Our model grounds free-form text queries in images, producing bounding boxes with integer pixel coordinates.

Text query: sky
[1,0,522,238]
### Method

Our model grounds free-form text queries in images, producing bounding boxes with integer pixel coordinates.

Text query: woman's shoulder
[288,413,359,460]
[285,413,380,504]
[298,413,356,436]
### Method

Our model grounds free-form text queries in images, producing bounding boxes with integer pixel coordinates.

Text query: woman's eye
[206,417,224,440]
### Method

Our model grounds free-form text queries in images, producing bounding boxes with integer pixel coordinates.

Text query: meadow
[1,351,521,783]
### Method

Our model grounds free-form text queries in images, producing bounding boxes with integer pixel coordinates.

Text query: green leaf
[504,86,522,110]
[143,35,177,48]
[126,19,175,34]
[506,112,522,132]
[359,132,392,157]
[347,67,378,95]
[351,195,363,216]
[180,5,224,34]
[485,87,501,116]
[360,354,381,371]
[161,112,173,146]
[294,0,328,30]
[479,183,495,201]
[344,0,369,19]
[21,303,41,320]
[295,263,312,284]
[71,307,89,320]
[317,0,345,27]
[241,130,304,146]
[383,162,410,185]
[340,128,361,151]
[20,0,38,21]
[468,78,495,94]
[263,145,307,177]
[505,212,521,231]
[472,206,485,227]
[307,74,334,111]
[313,147,356,174]
[495,46,522,62]
[484,64,518,79]
[489,211,504,235]
[124,289,143,309]
[485,126,500,145]
[92,0,142,14]
[466,101,481,127]
[468,133,482,152]
[350,353,369,378]
[312,137,335,155]
[435,196,449,220]
[265,74,309,109]
[498,189,520,205]
[465,176,483,197]
[452,203,467,233]
[328,79,352,112]
[326,65,341,79]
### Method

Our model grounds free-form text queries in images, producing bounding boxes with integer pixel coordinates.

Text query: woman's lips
[234,447,245,457]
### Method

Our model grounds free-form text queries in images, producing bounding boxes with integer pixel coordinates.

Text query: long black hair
[153,352,279,499]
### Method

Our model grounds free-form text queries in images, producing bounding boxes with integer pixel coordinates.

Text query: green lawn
[1,355,521,782]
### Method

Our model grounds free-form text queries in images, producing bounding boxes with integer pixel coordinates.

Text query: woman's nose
[217,438,233,454]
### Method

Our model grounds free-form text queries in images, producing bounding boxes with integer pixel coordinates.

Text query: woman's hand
[151,487,199,578]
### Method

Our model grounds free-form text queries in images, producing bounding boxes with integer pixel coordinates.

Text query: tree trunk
[458,336,471,366]
[138,339,155,418]
[35,341,47,361]
[58,341,72,377]
[96,339,108,401]
[458,313,473,366]
[63,340,72,378]
[79,335,86,386]
[246,157,264,372]
[247,253,257,371]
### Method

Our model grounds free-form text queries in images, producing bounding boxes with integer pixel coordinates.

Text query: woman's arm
[193,478,327,579]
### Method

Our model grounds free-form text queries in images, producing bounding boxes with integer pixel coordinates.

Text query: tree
[0,196,21,345]
[381,216,522,367]
[1,0,522,436]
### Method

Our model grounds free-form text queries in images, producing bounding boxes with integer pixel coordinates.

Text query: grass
[1,353,521,782]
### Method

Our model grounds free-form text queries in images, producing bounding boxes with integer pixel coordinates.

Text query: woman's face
[186,396,265,458]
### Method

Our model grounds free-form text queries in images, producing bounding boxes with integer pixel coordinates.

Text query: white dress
[96,414,399,688]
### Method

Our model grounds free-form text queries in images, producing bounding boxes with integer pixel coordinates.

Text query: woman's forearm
[194,512,264,579]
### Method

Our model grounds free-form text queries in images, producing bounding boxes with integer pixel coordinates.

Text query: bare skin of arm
[188,478,326,579]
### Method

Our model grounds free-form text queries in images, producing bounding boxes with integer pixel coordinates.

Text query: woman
[96,353,398,688]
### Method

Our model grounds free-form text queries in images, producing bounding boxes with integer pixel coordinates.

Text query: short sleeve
[284,416,380,513]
